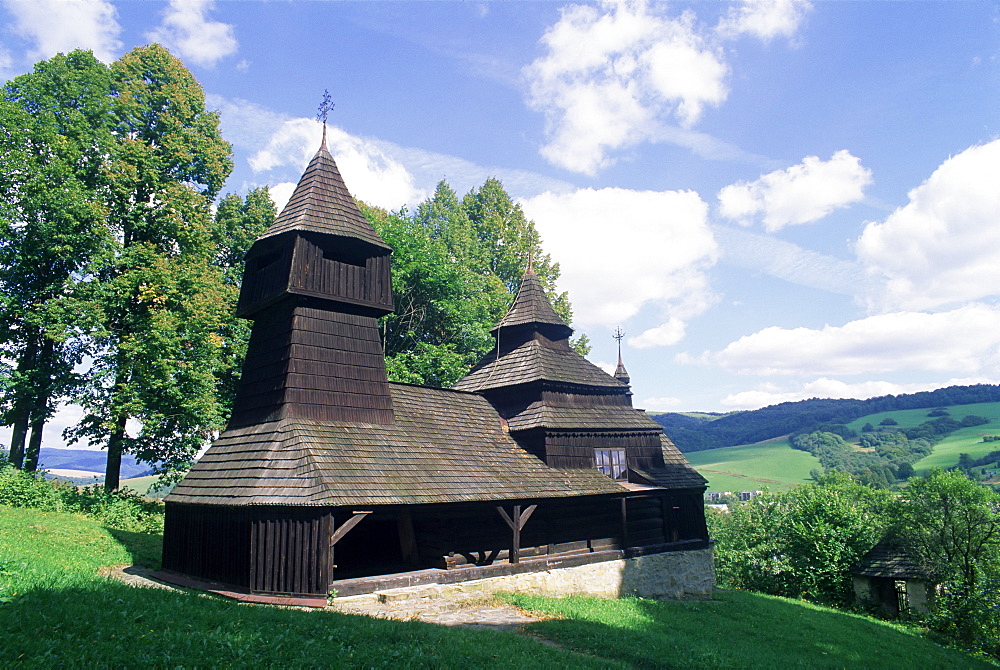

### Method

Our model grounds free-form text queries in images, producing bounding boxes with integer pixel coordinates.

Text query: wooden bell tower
[228,136,395,428]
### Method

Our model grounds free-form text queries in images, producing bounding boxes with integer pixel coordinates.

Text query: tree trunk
[6,334,39,468]
[104,413,128,492]
[23,407,46,472]
[22,336,55,472]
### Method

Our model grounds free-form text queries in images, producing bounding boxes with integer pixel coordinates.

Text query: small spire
[612,327,631,386]
[317,89,334,148]
[526,250,535,275]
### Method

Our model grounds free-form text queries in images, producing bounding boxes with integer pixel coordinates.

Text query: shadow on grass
[105,527,163,569]
[511,591,994,669]
[0,580,615,668]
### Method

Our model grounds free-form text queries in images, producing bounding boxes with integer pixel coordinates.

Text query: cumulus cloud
[524,0,810,175]
[717,150,872,232]
[701,304,1000,377]
[719,377,994,411]
[716,0,812,42]
[145,0,237,68]
[524,1,728,174]
[250,118,426,211]
[4,0,122,63]
[520,187,717,344]
[856,140,1000,311]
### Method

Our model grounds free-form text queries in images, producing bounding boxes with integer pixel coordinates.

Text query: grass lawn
[685,438,819,492]
[507,592,994,669]
[1,505,994,668]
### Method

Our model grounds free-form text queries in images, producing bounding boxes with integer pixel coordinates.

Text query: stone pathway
[105,566,545,631]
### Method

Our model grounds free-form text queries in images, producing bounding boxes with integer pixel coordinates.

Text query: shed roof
[167,383,626,507]
[259,143,389,251]
[852,539,936,580]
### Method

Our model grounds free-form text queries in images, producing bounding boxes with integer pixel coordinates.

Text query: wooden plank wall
[249,511,332,595]
[544,431,664,470]
[162,504,253,589]
[228,305,394,427]
[289,236,393,311]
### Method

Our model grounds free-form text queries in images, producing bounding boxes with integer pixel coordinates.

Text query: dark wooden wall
[288,235,393,313]
[543,431,664,470]
[228,305,393,427]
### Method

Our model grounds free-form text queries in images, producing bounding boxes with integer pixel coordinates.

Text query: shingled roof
[491,270,571,336]
[259,142,389,251]
[852,538,937,580]
[168,383,626,507]
[454,339,626,392]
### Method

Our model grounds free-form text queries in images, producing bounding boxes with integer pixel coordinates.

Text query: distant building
[852,539,937,617]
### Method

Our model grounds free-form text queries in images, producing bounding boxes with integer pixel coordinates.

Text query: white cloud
[4,0,122,63]
[856,140,1000,311]
[713,225,871,296]
[641,396,684,411]
[250,118,426,211]
[717,150,872,232]
[524,1,728,175]
[520,187,717,343]
[702,304,1000,377]
[720,377,996,411]
[716,0,812,42]
[145,0,237,68]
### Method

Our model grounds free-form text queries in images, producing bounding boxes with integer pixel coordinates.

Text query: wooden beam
[329,511,371,574]
[496,504,537,565]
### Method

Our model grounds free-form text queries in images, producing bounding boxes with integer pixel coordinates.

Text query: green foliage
[361,178,589,388]
[710,473,893,606]
[0,463,162,533]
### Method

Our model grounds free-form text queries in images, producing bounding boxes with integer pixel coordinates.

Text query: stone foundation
[337,548,715,605]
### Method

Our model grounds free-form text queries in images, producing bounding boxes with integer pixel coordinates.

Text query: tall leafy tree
[0,50,113,471]
[362,178,589,388]
[212,187,276,409]
[67,44,234,490]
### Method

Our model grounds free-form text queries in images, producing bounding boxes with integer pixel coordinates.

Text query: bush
[0,464,163,533]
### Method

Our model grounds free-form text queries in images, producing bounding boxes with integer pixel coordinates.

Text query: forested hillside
[654,384,1000,452]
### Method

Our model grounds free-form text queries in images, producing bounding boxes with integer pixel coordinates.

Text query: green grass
[0,506,609,668]
[685,438,819,492]
[506,592,994,669]
[1,505,993,668]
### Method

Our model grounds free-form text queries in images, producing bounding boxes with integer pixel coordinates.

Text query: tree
[0,50,113,471]
[363,178,589,387]
[710,473,892,606]
[897,469,1000,654]
[211,188,276,408]
[67,44,234,491]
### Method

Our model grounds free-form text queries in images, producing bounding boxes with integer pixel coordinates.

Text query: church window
[595,448,627,481]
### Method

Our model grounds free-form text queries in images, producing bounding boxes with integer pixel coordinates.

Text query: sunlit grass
[685,439,818,492]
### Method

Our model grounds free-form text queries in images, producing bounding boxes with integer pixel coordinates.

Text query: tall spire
[613,327,631,387]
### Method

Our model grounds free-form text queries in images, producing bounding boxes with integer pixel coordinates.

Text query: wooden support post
[496,504,537,565]
[621,497,629,549]
[397,509,418,564]
[329,510,371,576]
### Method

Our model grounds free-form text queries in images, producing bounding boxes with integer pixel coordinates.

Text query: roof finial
[317,89,334,148]
[612,326,625,363]
[526,249,535,275]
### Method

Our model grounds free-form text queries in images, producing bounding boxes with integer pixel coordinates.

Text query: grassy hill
[685,437,818,492]
[689,401,1000,491]
[1,506,991,668]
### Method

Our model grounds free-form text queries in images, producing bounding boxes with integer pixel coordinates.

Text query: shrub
[0,464,163,532]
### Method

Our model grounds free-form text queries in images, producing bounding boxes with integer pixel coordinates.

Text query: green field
[686,401,1000,491]
[685,438,819,493]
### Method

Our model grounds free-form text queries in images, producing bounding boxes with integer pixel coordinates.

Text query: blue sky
[1,0,998,449]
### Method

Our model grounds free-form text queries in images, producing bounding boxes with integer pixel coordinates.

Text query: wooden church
[161,134,709,598]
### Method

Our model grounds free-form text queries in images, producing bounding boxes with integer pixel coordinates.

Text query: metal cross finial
[317,89,334,146]
[612,327,625,359]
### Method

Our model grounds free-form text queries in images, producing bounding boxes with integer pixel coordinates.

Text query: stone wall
[406,548,716,601]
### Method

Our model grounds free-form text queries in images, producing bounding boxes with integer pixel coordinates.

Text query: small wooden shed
[852,539,937,616]
[161,135,709,597]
